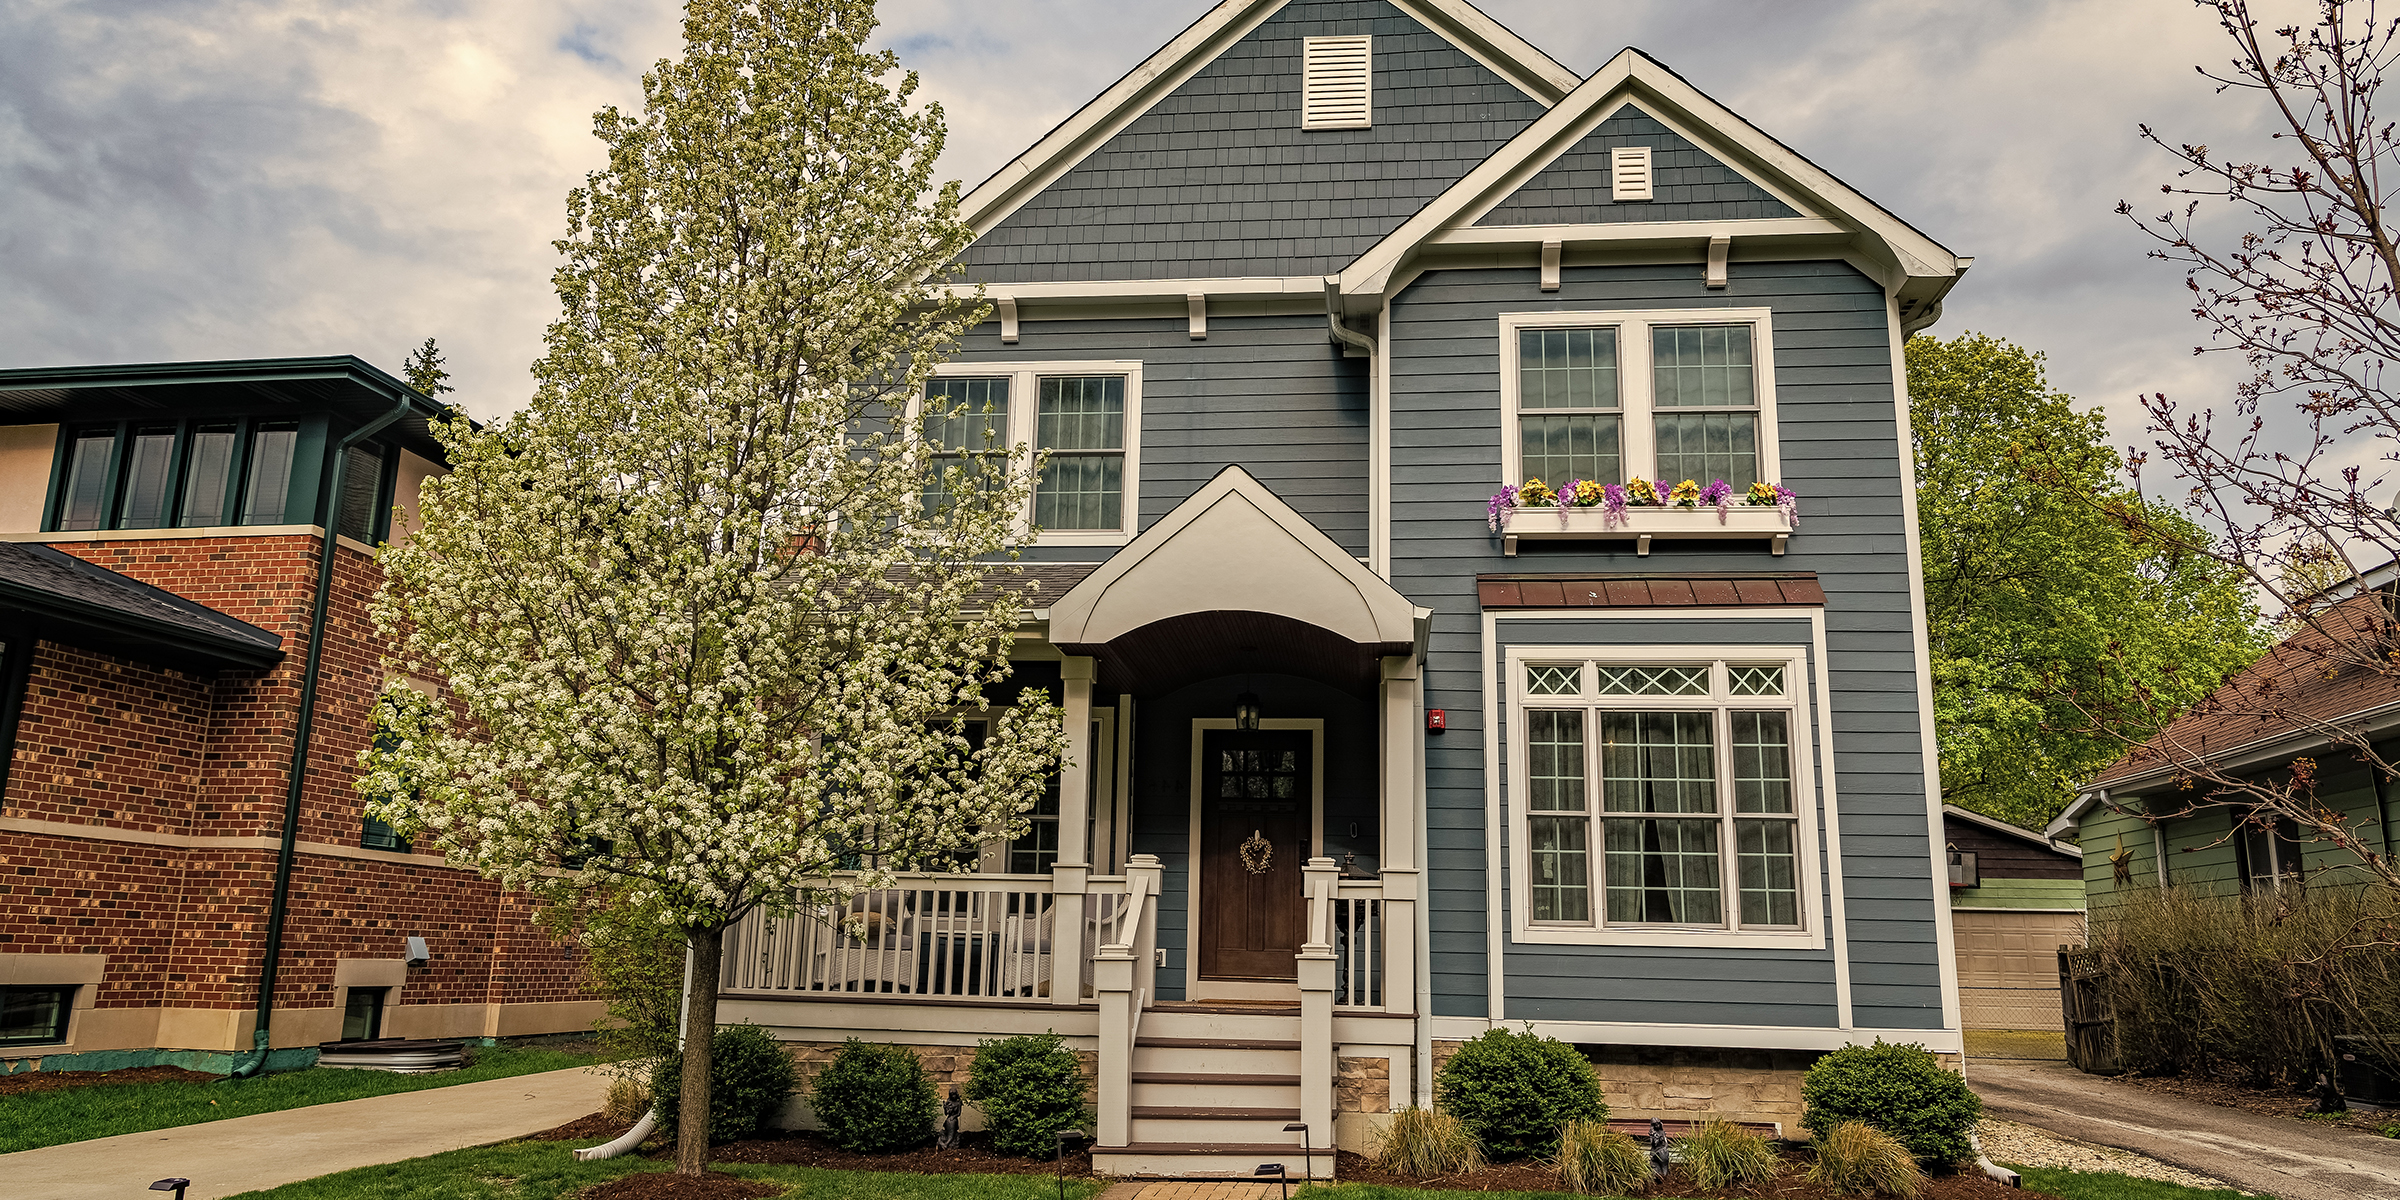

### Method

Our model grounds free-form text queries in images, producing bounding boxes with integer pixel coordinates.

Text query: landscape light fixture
[1255,1161,1289,1200]
[1233,690,1263,730]
[1056,1127,1084,1200]
[150,1181,191,1200]
[1286,1121,1312,1185]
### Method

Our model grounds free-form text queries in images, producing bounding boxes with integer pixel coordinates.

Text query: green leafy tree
[361,0,1067,1177]
[1909,332,2264,828]
[402,338,454,397]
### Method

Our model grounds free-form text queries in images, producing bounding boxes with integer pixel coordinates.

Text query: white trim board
[1477,608,1853,1030]
[1422,1015,1963,1057]
[1186,716,1326,998]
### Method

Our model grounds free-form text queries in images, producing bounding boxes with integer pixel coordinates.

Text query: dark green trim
[0,622,35,808]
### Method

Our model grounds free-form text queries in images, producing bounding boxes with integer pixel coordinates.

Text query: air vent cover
[1611,146,1654,202]
[1303,36,1372,130]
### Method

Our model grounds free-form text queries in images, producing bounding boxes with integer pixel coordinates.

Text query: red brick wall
[1,532,588,1040]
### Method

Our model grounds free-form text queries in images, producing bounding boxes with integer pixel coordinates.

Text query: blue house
[718,0,1968,1176]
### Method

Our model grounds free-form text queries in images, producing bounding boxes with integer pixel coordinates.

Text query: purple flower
[1557,479,1578,527]
[1487,484,1519,531]
[1699,479,1734,523]
[1775,485,1799,529]
[1602,483,1628,529]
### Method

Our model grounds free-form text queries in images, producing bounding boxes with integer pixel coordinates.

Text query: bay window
[1510,646,1821,946]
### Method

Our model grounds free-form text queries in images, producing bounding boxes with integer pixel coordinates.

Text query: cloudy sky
[0,0,2281,444]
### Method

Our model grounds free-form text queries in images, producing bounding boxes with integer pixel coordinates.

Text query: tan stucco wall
[0,424,58,533]
[387,449,444,549]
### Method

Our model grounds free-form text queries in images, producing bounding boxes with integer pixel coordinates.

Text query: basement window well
[341,987,388,1041]
[0,985,74,1047]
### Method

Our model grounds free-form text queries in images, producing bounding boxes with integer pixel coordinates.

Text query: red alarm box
[1427,708,1446,733]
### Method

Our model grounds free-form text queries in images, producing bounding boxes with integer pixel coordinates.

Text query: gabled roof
[0,541,285,671]
[1943,804,2079,858]
[1335,48,1967,321]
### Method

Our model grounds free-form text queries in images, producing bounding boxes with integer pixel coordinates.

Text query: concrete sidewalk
[1973,1060,2400,1200]
[2,1065,610,1200]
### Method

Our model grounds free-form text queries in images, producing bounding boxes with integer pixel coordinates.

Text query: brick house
[0,356,597,1072]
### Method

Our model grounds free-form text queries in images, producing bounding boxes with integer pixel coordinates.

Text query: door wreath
[1239,829,1274,874]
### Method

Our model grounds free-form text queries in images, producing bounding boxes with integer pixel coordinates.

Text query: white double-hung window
[1509,645,1823,947]
[1500,309,1778,492]
[916,361,1142,544]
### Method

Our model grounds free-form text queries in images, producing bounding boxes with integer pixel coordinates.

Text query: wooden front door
[1198,730,1312,981]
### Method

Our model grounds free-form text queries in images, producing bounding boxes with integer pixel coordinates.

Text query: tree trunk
[677,924,723,1177]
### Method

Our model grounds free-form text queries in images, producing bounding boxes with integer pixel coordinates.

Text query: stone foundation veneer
[1336,1054,1390,1113]
[1428,1040,1965,1133]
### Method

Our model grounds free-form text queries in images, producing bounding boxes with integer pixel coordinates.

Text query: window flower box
[1488,479,1797,557]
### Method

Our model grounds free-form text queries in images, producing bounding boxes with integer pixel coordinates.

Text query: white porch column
[1298,856,1340,1180]
[1378,655,1421,1020]
[1052,657,1095,1005]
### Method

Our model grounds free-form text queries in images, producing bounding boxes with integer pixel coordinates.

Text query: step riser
[1139,1011,1301,1041]
[1133,1047,1298,1074]
[1093,1152,1333,1181]
[1131,1080,1300,1108]
[1130,1117,1309,1144]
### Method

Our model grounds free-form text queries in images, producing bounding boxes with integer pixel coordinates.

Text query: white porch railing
[721,873,1137,1003]
[1331,880,1384,1010]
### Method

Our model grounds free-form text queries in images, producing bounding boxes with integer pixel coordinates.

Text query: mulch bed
[2118,1072,2399,1134]
[579,1173,784,1200]
[527,1114,1095,1178]
[0,1066,220,1096]
[1331,1150,2056,1198]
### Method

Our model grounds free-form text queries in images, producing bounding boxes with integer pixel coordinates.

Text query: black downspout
[232,392,415,1078]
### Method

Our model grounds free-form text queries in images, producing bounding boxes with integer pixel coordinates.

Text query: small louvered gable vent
[1302,36,1372,130]
[1611,146,1654,202]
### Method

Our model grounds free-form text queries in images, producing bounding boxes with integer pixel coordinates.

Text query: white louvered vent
[1303,36,1372,130]
[1611,146,1655,202]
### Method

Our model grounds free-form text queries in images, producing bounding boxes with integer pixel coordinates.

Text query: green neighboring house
[2050,598,2399,908]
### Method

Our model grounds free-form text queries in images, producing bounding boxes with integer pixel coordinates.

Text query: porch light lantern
[1233,691,1264,731]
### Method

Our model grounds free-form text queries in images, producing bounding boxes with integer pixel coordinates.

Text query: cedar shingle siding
[1476,104,1801,226]
[961,0,1545,283]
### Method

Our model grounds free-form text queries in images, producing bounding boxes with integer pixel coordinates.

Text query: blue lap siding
[1388,259,1947,1031]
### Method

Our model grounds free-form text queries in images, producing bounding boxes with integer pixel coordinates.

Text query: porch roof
[1476,572,1826,609]
[0,542,285,671]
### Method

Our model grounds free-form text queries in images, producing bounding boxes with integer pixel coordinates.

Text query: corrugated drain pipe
[231,391,417,1079]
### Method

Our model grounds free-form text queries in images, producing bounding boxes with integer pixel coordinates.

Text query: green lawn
[0,1046,600,1154]
[222,1139,1109,1200]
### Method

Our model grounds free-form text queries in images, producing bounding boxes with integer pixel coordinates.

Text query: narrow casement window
[1651,324,1761,488]
[1611,146,1654,201]
[0,985,73,1046]
[2242,812,2305,891]
[922,376,1011,519]
[1302,36,1372,130]
[1517,328,1620,487]
[1034,375,1125,532]
[363,696,413,852]
[180,424,238,527]
[1009,775,1062,874]
[1731,710,1800,926]
[337,443,386,543]
[57,430,116,531]
[1601,710,1723,925]
[1525,708,1591,922]
[117,426,177,530]
[243,422,299,525]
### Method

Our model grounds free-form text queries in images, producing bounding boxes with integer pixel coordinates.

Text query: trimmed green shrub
[649,1023,798,1144]
[1554,1119,1649,1196]
[1434,1027,1606,1160]
[1800,1040,1980,1167]
[812,1039,938,1153]
[1681,1118,1779,1189]
[1371,1107,1486,1177]
[1805,1121,1925,1197]
[964,1033,1090,1158]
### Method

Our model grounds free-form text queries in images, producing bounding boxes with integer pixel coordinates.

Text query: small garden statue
[1648,1118,1669,1180]
[938,1087,964,1149]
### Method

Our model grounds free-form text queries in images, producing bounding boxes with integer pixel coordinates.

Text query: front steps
[1093,1004,1333,1180]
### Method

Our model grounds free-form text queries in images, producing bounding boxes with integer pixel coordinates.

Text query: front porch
[718,469,1427,1178]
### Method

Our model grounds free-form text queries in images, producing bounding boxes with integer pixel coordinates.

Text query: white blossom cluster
[360,0,1067,933]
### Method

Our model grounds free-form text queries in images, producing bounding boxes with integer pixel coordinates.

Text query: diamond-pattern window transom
[1527,664,1582,696]
[1595,665,1709,696]
[1728,666,1785,697]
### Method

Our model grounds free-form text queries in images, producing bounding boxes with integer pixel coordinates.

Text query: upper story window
[1501,309,1779,494]
[1509,644,1822,948]
[1302,36,1372,130]
[2241,811,2304,892]
[47,419,392,539]
[917,362,1142,545]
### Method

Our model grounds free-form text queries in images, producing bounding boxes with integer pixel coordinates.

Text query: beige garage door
[1953,910,2085,1031]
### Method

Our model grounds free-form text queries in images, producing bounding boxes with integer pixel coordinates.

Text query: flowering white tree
[361,0,1065,1176]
